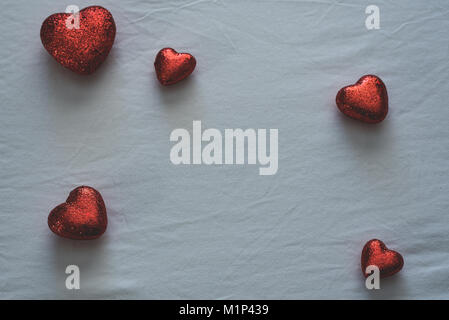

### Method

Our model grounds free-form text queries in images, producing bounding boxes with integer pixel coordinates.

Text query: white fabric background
[1,0,448,299]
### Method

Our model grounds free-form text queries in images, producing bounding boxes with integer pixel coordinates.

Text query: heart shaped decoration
[48,186,107,240]
[40,6,116,75]
[336,75,388,123]
[154,48,196,86]
[361,239,404,278]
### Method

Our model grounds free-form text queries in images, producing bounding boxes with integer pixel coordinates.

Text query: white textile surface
[0,0,448,299]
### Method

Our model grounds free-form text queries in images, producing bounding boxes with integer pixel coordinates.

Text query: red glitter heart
[154,48,196,86]
[40,6,116,75]
[361,239,404,278]
[48,186,107,240]
[336,75,388,123]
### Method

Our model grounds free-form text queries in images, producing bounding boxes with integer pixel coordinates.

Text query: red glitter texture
[361,239,404,278]
[48,186,107,240]
[154,48,196,86]
[336,75,388,123]
[40,6,116,75]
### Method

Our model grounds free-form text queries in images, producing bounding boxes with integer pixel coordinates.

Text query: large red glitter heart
[361,239,404,278]
[40,6,116,75]
[154,48,196,86]
[48,186,107,240]
[336,75,388,123]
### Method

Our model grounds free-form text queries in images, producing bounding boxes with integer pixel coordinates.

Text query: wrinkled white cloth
[0,0,448,299]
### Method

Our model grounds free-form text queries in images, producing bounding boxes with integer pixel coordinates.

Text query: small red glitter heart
[336,75,388,123]
[48,186,107,240]
[154,48,196,86]
[361,239,404,278]
[40,6,116,75]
